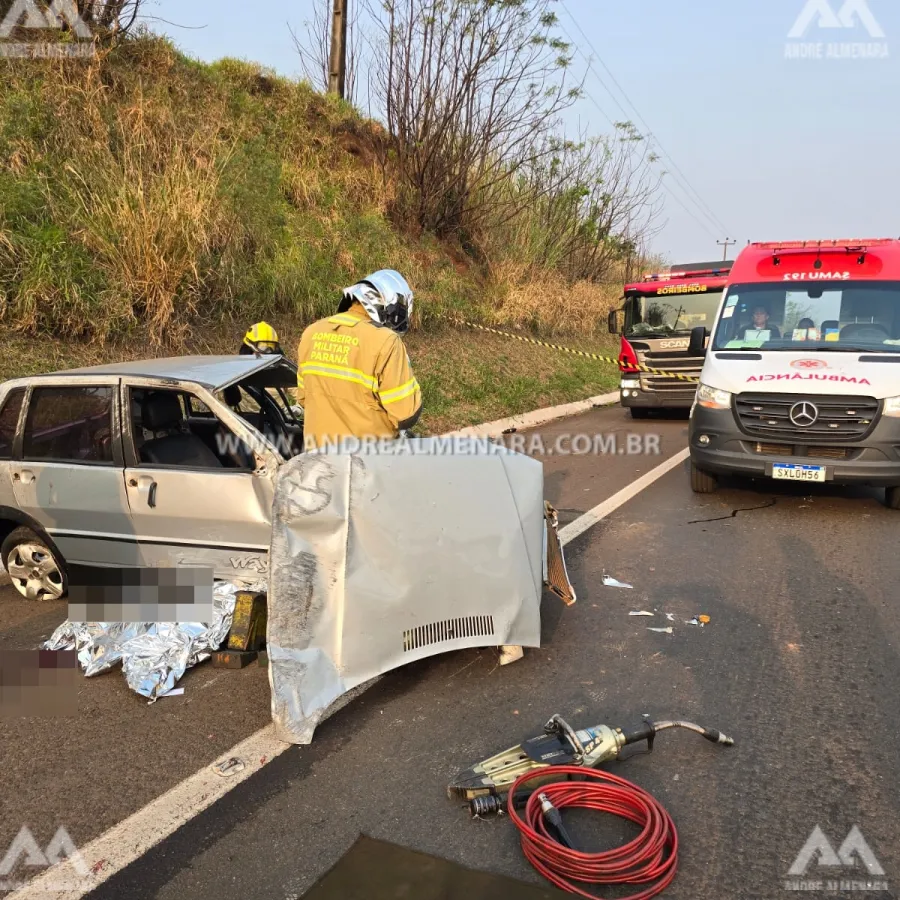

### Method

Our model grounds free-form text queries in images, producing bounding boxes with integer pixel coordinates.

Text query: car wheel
[885,486,900,510]
[630,408,650,420]
[690,461,718,494]
[1,527,67,601]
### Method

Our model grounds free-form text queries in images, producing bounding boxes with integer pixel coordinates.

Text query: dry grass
[0,317,621,436]
[487,260,624,336]
[54,89,233,344]
[0,33,645,429]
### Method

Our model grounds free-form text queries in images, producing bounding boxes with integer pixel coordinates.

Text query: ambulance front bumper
[689,405,900,486]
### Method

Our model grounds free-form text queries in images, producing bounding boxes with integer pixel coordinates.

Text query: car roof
[40,355,284,391]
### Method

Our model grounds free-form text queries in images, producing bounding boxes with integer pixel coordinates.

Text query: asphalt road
[5,404,900,899]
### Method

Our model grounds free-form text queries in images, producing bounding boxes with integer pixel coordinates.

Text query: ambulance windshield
[711,282,900,352]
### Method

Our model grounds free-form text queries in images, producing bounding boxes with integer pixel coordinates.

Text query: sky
[146,0,900,266]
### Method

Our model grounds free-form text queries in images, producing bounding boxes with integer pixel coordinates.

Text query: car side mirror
[607,310,619,335]
[689,326,708,357]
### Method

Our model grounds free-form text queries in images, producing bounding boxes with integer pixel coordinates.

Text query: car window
[264,387,300,424]
[187,396,214,417]
[23,386,114,464]
[0,388,25,460]
[215,385,262,415]
[128,386,254,471]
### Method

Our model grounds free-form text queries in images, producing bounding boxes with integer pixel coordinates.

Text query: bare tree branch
[290,3,360,106]
[365,0,583,249]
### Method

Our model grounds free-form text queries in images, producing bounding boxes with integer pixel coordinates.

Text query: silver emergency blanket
[267,437,546,745]
[44,620,151,675]
[41,580,253,699]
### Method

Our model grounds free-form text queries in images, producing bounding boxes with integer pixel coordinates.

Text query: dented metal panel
[267,439,546,745]
[544,502,576,606]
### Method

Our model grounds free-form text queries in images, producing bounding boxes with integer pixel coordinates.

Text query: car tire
[1,527,68,601]
[690,461,718,494]
[885,486,900,510]
[630,408,650,420]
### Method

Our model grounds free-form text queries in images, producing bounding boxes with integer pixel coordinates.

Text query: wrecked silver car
[0,355,301,598]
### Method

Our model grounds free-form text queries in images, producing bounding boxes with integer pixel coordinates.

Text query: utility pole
[717,238,736,261]
[328,0,348,98]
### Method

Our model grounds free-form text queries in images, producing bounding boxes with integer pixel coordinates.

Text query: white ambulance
[687,238,900,509]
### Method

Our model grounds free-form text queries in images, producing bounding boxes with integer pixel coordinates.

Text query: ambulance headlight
[697,383,732,410]
[883,396,900,417]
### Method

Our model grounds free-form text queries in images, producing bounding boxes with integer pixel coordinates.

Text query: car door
[121,380,277,582]
[0,385,28,510]
[11,379,139,567]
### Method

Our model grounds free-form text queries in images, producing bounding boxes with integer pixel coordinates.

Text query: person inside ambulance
[295,270,422,450]
[739,305,781,340]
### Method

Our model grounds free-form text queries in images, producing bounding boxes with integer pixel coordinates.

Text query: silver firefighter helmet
[338,269,414,334]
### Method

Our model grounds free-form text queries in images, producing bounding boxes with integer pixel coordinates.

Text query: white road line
[10,424,685,900]
[559,447,690,546]
[5,726,291,900]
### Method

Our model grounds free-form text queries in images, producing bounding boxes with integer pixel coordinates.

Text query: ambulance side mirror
[689,326,708,358]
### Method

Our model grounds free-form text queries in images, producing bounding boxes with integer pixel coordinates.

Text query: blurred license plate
[772,463,825,482]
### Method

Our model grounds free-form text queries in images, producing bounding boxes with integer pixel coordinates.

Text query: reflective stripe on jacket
[295,302,422,448]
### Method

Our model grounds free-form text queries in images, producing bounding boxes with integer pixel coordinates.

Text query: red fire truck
[607,260,732,418]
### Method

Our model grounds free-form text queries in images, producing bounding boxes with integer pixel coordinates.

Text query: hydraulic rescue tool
[448,713,734,813]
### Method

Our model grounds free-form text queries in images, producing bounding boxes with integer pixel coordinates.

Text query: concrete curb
[442,391,620,438]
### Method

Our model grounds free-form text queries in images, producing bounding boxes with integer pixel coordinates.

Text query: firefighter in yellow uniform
[240,322,284,356]
[295,270,422,450]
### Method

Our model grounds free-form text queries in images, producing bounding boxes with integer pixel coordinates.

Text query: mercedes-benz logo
[789,401,819,427]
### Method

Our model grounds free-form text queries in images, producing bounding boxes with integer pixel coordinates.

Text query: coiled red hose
[507,766,678,899]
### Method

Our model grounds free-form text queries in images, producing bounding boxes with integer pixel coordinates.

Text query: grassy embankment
[0,35,633,434]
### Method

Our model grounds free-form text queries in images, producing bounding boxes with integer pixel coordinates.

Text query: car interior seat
[840,322,889,343]
[222,384,264,431]
[139,392,224,467]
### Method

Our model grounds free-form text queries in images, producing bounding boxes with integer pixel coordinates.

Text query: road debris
[603,575,633,589]
[629,610,655,617]
[665,613,675,622]
[647,627,673,635]
[686,615,711,627]
[212,757,245,777]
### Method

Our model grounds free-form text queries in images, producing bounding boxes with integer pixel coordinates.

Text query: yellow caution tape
[451,318,701,384]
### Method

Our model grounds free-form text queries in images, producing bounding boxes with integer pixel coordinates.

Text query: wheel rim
[7,543,64,601]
